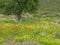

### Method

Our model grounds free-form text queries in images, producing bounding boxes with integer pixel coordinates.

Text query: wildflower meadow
[0,17,60,45]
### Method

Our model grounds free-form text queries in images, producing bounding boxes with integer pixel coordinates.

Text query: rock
[22,41,40,45]
[6,40,21,45]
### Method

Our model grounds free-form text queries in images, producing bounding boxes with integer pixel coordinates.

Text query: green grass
[0,17,60,45]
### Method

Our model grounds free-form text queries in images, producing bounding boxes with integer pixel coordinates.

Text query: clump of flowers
[0,26,2,30]
[12,25,19,31]
[24,26,31,32]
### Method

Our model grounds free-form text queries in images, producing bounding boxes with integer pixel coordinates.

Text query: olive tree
[0,0,40,22]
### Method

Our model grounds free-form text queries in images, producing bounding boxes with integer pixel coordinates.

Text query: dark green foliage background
[0,0,40,15]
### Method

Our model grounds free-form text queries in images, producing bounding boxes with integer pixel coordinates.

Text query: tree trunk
[16,12,22,22]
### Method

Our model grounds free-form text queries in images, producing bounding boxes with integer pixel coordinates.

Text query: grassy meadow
[0,16,60,45]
